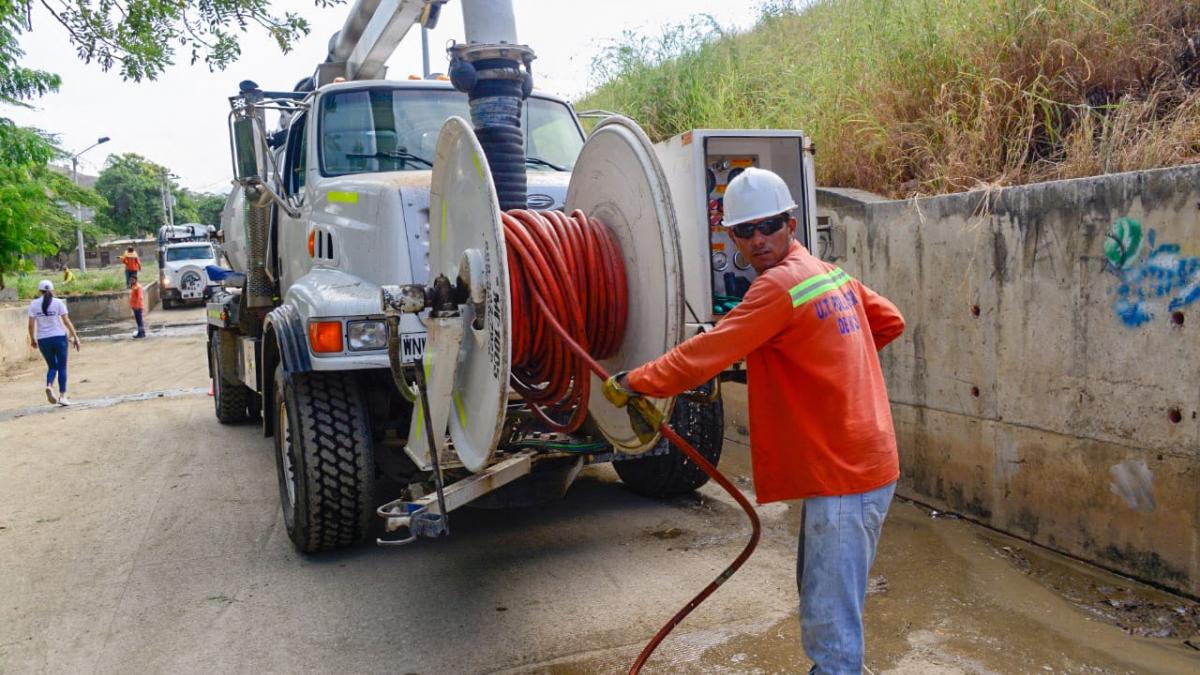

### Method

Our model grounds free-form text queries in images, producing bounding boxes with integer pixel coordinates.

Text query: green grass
[577,0,1200,198]
[11,261,160,300]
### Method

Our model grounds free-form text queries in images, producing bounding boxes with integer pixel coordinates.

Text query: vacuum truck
[207,0,817,552]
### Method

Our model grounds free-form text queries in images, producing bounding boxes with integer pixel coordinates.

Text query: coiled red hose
[503,209,626,431]
[502,209,762,674]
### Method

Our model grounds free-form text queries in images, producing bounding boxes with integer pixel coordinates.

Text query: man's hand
[29,338,37,349]
[602,372,664,444]
[627,397,664,444]
[601,371,636,409]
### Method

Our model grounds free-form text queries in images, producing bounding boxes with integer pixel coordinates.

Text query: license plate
[400,333,426,362]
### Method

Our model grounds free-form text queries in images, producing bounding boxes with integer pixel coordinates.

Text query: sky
[2,1,768,193]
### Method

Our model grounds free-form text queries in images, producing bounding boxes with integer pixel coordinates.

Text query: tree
[0,121,103,287]
[0,4,59,105]
[95,154,228,233]
[194,193,228,226]
[2,1,342,84]
[94,153,171,237]
[173,189,201,225]
[0,0,337,274]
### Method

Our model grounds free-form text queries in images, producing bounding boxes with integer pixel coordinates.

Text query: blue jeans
[37,335,69,393]
[133,308,145,335]
[798,480,896,674]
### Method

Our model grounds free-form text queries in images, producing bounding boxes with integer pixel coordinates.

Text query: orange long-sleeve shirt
[628,241,905,503]
[129,284,145,310]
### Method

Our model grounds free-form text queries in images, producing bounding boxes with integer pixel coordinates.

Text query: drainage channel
[0,387,209,423]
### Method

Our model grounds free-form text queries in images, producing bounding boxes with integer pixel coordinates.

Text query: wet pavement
[0,387,207,422]
[1,305,1198,673]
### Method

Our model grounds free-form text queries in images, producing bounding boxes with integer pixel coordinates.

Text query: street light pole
[70,136,110,273]
[159,170,180,230]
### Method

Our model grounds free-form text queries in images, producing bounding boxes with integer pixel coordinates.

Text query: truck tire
[613,392,724,498]
[273,365,376,553]
[210,329,249,424]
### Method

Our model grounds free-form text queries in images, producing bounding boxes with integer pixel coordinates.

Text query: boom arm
[320,0,446,85]
[345,0,429,80]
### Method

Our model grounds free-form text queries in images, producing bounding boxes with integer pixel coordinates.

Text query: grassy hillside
[577,0,1200,198]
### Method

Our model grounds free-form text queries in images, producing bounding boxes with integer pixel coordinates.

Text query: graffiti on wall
[1104,217,1200,327]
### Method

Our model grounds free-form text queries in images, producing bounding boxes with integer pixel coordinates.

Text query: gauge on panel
[712,250,729,271]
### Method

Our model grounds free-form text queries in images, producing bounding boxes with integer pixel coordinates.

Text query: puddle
[0,387,208,422]
[988,538,1200,639]
[76,321,206,340]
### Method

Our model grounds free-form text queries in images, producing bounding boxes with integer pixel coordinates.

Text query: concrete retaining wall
[817,164,1200,597]
[0,282,160,371]
[59,281,161,323]
[0,304,37,371]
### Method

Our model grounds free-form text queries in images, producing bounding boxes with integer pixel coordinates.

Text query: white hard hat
[38,279,54,292]
[722,167,796,227]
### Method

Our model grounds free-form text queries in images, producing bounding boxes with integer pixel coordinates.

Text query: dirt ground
[1,307,1198,674]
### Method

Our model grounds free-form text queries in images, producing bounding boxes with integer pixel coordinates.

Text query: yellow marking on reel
[328,191,359,204]
[472,152,484,179]
[453,392,467,430]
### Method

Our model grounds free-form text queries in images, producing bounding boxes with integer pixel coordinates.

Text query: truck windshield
[165,245,214,262]
[319,87,584,176]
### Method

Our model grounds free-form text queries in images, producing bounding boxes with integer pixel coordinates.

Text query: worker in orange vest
[605,167,905,674]
[130,277,146,339]
[119,247,141,288]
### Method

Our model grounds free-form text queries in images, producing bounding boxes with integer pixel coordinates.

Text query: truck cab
[158,223,219,308]
[265,80,583,372]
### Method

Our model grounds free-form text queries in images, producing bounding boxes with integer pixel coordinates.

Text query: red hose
[503,209,762,674]
[503,209,627,431]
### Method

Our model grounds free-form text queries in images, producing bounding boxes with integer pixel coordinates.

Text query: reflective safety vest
[627,240,905,502]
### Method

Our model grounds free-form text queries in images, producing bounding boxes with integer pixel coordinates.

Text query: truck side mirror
[232,117,266,183]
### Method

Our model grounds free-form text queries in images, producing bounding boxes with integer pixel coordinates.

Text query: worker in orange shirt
[119,246,141,288]
[605,168,905,674]
[130,277,146,339]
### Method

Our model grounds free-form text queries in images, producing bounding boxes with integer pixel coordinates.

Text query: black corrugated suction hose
[465,59,528,211]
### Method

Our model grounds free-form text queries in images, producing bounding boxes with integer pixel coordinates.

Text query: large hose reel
[382,115,685,473]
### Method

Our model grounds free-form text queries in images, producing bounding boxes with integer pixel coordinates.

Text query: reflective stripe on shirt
[789,267,852,307]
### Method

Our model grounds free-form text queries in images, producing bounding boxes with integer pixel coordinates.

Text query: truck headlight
[159,274,171,288]
[347,320,388,351]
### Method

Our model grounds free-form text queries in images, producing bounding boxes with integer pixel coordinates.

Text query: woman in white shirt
[27,280,81,405]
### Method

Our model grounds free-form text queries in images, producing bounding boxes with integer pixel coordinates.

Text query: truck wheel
[613,392,724,498]
[273,365,376,553]
[210,329,249,424]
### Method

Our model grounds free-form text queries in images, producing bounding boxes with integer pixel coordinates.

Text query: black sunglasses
[730,214,789,240]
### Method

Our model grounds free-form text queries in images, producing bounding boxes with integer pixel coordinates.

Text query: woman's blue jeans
[37,335,69,393]
[798,480,896,674]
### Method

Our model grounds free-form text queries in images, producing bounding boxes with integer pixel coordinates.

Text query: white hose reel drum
[424,116,512,473]
[567,116,684,454]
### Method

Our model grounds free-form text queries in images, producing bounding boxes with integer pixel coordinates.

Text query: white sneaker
[57,395,72,406]
[45,386,57,404]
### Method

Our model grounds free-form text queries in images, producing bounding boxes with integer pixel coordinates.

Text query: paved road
[2,307,1197,674]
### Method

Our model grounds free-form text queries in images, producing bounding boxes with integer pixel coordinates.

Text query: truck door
[277,111,311,292]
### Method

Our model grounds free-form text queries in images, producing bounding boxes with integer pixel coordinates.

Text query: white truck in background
[158,223,219,309]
